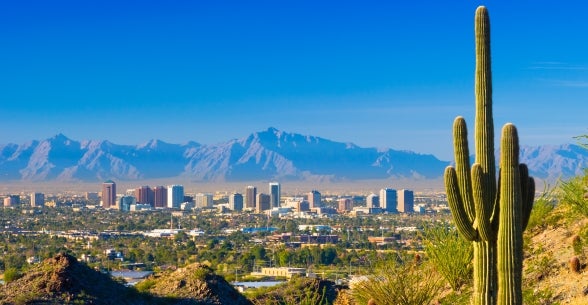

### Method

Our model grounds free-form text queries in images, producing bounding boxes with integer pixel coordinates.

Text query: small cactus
[414,253,422,265]
[367,299,377,305]
[570,256,581,273]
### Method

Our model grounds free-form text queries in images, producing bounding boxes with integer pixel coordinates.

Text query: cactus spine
[444,6,534,305]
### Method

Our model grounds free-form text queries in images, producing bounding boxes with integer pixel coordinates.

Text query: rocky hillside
[146,263,252,305]
[522,201,588,304]
[0,254,252,305]
[0,253,149,304]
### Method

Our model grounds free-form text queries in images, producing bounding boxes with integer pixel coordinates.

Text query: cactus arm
[472,164,494,241]
[453,116,476,222]
[445,166,478,241]
[491,169,501,233]
[497,123,523,305]
[519,164,535,231]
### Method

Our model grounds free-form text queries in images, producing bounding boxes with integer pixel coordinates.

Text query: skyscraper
[308,190,321,209]
[119,195,136,212]
[153,186,168,208]
[245,186,257,209]
[269,182,280,207]
[135,186,154,206]
[102,180,117,209]
[167,185,184,209]
[229,193,244,211]
[366,193,379,208]
[256,193,271,213]
[397,189,414,213]
[338,197,353,213]
[30,192,45,207]
[194,193,213,208]
[379,188,397,213]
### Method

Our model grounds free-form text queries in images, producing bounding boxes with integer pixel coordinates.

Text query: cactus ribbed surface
[444,6,534,305]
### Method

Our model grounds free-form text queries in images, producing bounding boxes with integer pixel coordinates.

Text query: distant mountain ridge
[0,128,586,182]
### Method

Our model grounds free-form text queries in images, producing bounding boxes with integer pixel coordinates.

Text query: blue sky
[1,1,587,161]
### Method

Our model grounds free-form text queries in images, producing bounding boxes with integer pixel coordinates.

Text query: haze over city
[1,1,587,161]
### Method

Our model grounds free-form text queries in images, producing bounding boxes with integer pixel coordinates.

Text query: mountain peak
[49,133,72,143]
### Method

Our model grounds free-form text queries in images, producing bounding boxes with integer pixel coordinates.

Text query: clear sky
[1,1,587,161]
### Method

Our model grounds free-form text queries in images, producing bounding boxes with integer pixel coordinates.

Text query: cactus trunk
[473,241,496,305]
[497,124,524,305]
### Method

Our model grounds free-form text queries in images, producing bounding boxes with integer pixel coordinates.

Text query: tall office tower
[167,185,184,209]
[366,193,380,208]
[397,189,415,213]
[102,180,117,209]
[30,192,45,207]
[245,186,257,209]
[256,193,271,213]
[308,190,321,209]
[379,188,398,213]
[297,200,310,212]
[135,186,154,206]
[338,198,353,212]
[194,193,213,208]
[153,186,168,208]
[119,195,136,212]
[9,195,20,205]
[269,182,281,207]
[3,197,16,207]
[229,193,244,211]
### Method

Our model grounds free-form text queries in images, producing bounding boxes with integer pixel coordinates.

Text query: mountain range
[0,127,586,183]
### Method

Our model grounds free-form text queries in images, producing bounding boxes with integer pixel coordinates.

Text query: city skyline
[1,1,587,160]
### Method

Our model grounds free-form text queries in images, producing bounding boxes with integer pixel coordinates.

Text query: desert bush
[250,277,335,305]
[134,278,157,292]
[571,235,583,256]
[3,267,22,283]
[526,254,557,283]
[351,254,443,305]
[527,187,557,231]
[523,287,560,305]
[558,172,588,217]
[422,223,472,291]
[437,287,472,305]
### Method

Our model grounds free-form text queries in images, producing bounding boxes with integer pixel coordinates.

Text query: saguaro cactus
[444,6,534,305]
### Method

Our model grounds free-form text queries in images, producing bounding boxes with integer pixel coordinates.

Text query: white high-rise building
[269,182,281,208]
[379,188,397,213]
[31,192,45,207]
[366,193,379,208]
[397,189,414,213]
[194,193,213,208]
[167,185,184,209]
[229,193,244,211]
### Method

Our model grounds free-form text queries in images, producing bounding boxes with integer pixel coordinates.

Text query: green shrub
[135,278,157,292]
[437,287,472,305]
[572,235,583,256]
[527,187,557,231]
[192,265,212,280]
[3,268,22,283]
[422,224,472,291]
[558,172,588,217]
[351,254,443,305]
[523,287,560,305]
